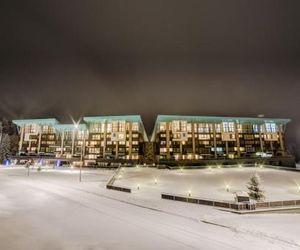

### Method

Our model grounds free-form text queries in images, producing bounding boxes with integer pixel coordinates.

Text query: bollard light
[226,184,230,192]
[188,190,191,197]
[154,178,157,184]
[137,184,140,190]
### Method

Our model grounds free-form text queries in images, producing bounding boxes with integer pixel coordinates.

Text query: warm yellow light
[188,190,191,197]
[154,178,157,184]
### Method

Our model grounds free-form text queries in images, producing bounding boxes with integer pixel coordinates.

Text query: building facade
[151,115,290,161]
[13,115,148,164]
[12,114,292,166]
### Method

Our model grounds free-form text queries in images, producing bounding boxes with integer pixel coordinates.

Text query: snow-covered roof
[12,118,59,126]
[83,115,149,142]
[150,115,291,141]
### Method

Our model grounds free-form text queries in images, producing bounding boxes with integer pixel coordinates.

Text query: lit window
[90,123,101,133]
[159,122,166,131]
[253,124,259,133]
[198,123,210,133]
[222,122,235,133]
[265,123,277,133]
[198,134,210,140]
[132,122,139,131]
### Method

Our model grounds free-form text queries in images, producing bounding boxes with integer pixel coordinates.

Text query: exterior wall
[154,120,287,161]
[18,124,57,155]
[85,121,143,161]
[12,116,291,165]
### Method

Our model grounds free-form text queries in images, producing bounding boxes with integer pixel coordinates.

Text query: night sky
[1,1,300,147]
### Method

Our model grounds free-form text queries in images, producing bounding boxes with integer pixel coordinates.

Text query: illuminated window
[25,124,38,133]
[132,122,139,131]
[160,148,167,153]
[106,123,112,132]
[198,134,210,140]
[92,134,101,140]
[89,148,100,154]
[265,123,277,133]
[187,124,192,132]
[159,122,166,131]
[222,122,235,133]
[90,123,101,133]
[172,121,187,132]
[215,124,222,133]
[198,123,210,133]
[253,124,259,133]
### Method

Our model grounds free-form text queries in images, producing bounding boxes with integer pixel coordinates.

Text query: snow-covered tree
[0,122,12,162]
[247,173,265,201]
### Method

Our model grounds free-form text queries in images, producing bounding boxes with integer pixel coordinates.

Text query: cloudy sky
[0,1,299,145]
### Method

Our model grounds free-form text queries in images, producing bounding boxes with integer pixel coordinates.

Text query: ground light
[188,190,191,197]
[217,165,221,169]
[154,178,157,184]
[238,164,243,168]
[259,164,264,169]
[137,184,140,190]
[226,184,230,192]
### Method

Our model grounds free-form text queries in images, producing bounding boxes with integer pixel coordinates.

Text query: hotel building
[151,115,290,161]
[13,115,148,164]
[12,114,293,167]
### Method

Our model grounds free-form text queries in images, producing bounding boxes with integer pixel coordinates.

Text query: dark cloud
[0,0,299,146]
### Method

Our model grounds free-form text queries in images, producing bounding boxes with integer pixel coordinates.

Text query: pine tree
[0,122,11,162]
[143,142,155,164]
[247,173,265,201]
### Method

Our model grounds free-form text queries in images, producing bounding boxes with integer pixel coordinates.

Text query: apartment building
[151,115,290,161]
[13,115,148,163]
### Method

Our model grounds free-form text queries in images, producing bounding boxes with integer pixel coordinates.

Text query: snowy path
[0,168,299,250]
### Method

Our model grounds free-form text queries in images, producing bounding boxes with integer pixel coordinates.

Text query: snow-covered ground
[0,165,300,250]
[115,166,300,201]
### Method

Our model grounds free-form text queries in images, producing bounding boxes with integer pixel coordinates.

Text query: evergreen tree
[247,173,265,201]
[0,123,11,162]
[143,142,155,164]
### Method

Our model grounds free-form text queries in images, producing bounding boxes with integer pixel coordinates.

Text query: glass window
[159,122,166,131]
[253,124,259,133]
[132,122,139,131]
[90,123,101,133]
[198,123,210,133]
[172,121,187,132]
[265,123,277,133]
[222,122,235,133]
